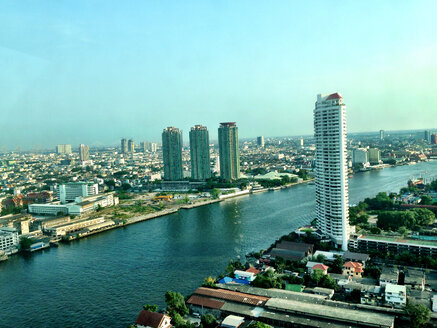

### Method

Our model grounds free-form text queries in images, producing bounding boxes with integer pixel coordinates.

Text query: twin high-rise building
[56,144,72,155]
[162,127,183,181]
[218,122,240,181]
[314,93,350,251]
[189,125,211,181]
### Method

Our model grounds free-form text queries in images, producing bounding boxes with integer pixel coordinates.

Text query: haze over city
[1,0,437,150]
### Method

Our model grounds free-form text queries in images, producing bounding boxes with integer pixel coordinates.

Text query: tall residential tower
[189,125,211,181]
[162,127,183,181]
[121,138,128,154]
[314,93,350,250]
[218,122,240,181]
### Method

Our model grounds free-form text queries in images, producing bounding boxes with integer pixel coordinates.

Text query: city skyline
[1,1,437,150]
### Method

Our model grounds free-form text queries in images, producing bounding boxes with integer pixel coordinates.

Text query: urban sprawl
[1,93,437,328]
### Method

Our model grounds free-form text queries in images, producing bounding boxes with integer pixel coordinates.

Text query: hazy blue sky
[1,1,437,150]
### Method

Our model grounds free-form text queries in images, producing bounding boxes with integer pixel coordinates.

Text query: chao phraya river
[1,161,437,327]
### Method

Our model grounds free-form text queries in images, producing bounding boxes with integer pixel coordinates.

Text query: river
[1,161,436,327]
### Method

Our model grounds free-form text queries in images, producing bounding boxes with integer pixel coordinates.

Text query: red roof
[186,295,225,309]
[343,261,363,273]
[135,310,168,328]
[313,264,329,271]
[246,267,260,275]
[194,287,269,306]
[326,93,342,100]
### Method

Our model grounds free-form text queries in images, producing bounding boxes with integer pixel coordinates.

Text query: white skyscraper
[314,92,350,250]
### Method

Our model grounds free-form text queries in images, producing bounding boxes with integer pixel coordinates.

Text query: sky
[1,0,437,150]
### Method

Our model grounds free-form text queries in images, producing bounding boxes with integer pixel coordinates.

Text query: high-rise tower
[189,125,211,181]
[128,139,135,153]
[314,93,349,251]
[218,122,240,181]
[79,144,90,162]
[121,138,128,154]
[162,127,183,181]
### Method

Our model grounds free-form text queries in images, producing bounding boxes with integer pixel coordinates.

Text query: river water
[1,161,436,327]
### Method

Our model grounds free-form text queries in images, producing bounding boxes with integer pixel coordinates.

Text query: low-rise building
[234,270,256,282]
[379,267,399,287]
[0,227,19,253]
[385,283,406,308]
[360,285,383,306]
[135,310,172,328]
[342,261,363,278]
[404,269,425,291]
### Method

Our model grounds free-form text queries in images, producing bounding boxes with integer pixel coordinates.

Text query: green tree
[246,322,271,328]
[420,195,433,205]
[201,314,217,328]
[19,236,34,251]
[404,303,430,328]
[165,291,189,317]
[143,304,159,312]
[202,276,216,288]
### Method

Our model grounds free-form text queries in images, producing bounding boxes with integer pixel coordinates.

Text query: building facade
[128,139,135,153]
[189,125,211,181]
[56,144,72,155]
[218,122,240,181]
[57,182,99,204]
[314,93,350,250]
[0,227,19,253]
[257,136,265,148]
[368,148,380,164]
[121,138,128,154]
[79,144,90,162]
[162,127,183,181]
[352,148,368,166]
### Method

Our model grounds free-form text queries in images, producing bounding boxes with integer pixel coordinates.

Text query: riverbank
[3,159,437,327]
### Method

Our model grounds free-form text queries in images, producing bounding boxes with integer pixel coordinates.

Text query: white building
[57,182,99,204]
[352,148,369,166]
[314,93,350,250]
[233,270,256,282]
[28,203,70,216]
[0,227,19,253]
[384,283,406,308]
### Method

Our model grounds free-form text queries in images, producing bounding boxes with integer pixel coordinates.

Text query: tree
[165,291,189,317]
[202,276,216,288]
[19,236,34,251]
[201,314,217,328]
[420,195,433,205]
[246,322,271,328]
[404,303,430,328]
[143,304,159,312]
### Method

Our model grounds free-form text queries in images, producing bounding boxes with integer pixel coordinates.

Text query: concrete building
[385,283,406,308]
[121,138,128,154]
[425,130,431,143]
[128,139,135,153]
[380,129,384,140]
[56,144,72,154]
[218,122,240,181]
[314,93,350,250]
[0,227,19,253]
[257,136,265,148]
[432,134,437,145]
[150,142,157,152]
[29,203,70,216]
[189,125,211,181]
[57,182,99,204]
[162,127,183,181]
[79,144,90,162]
[368,148,381,164]
[352,148,369,166]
